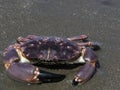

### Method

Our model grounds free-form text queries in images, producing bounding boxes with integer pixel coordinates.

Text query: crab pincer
[72,48,97,85]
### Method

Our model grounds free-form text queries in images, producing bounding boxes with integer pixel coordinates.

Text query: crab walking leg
[77,42,100,50]
[6,62,65,83]
[67,35,88,41]
[72,48,97,85]
[77,42,99,47]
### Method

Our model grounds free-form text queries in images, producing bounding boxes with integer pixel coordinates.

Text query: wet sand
[0,0,120,90]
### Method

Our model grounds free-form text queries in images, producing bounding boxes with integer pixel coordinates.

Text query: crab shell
[16,35,82,63]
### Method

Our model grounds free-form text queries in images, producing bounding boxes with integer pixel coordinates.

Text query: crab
[3,35,100,85]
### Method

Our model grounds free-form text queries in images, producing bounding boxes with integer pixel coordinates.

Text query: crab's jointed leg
[77,42,100,50]
[67,35,88,41]
[72,48,97,85]
[68,35,100,50]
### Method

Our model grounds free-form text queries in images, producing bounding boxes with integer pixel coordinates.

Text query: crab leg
[67,35,88,41]
[72,48,97,85]
[77,42,100,50]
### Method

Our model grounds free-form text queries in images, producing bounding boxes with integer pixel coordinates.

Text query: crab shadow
[34,63,83,84]
[34,63,84,69]
[34,60,100,69]
[33,60,100,84]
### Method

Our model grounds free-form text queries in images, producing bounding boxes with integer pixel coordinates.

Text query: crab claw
[38,70,65,83]
[72,48,97,86]
[5,62,65,83]
[72,62,96,86]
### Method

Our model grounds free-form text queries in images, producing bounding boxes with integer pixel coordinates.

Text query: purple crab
[3,35,100,85]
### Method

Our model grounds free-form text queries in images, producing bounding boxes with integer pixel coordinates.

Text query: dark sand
[0,0,120,90]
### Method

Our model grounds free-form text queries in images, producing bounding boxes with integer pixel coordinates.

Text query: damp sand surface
[0,0,120,90]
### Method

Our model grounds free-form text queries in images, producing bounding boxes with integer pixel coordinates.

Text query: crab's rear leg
[72,48,97,85]
[67,35,88,41]
[77,42,100,50]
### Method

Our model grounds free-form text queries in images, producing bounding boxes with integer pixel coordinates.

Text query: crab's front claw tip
[38,70,65,83]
